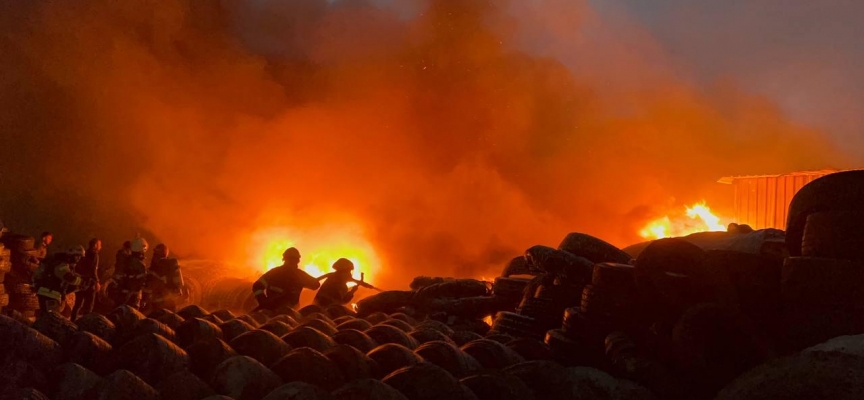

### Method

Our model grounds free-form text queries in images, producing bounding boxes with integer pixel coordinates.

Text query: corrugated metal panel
[722,170,839,230]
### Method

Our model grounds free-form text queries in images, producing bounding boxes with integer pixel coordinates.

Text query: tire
[0,254,11,274]
[591,263,636,288]
[413,279,488,306]
[9,293,39,311]
[490,312,544,341]
[502,256,533,277]
[0,233,35,251]
[355,291,415,317]
[32,311,79,347]
[786,170,864,256]
[544,328,587,366]
[782,257,864,308]
[672,303,776,397]
[703,250,780,318]
[801,211,864,261]
[558,232,633,264]
[635,238,706,280]
[493,277,531,299]
[525,246,594,283]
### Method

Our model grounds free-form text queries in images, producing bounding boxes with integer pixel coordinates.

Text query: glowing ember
[639,202,726,240]
[249,225,381,286]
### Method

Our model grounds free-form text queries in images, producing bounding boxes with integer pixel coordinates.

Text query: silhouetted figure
[70,238,102,320]
[252,247,319,311]
[113,237,148,308]
[143,243,186,312]
[314,258,379,307]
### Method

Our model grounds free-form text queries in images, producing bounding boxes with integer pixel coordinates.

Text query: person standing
[114,237,148,308]
[70,238,101,320]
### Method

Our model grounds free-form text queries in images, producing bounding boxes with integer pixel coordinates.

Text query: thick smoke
[0,0,847,285]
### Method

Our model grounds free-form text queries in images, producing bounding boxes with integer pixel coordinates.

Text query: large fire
[639,202,726,240]
[248,225,381,287]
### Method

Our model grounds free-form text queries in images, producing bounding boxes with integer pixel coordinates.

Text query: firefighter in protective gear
[313,258,380,307]
[33,245,90,315]
[142,243,186,312]
[252,247,320,311]
[70,238,102,320]
[113,237,149,308]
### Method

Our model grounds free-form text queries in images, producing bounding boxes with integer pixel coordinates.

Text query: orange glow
[639,202,727,240]
[248,224,381,287]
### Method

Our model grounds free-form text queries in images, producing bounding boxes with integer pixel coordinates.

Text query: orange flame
[248,225,381,287]
[639,201,726,240]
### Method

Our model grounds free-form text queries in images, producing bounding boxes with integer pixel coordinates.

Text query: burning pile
[3,171,864,400]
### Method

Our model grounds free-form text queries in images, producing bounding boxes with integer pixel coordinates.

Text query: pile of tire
[545,263,641,368]
[0,243,10,311]
[1,233,40,321]
[2,299,657,400]
[781,170,864,350]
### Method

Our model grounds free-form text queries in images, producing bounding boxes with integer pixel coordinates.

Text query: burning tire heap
[3,171,864,400]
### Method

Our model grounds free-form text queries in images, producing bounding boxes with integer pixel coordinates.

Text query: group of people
[252,247,380,311]
[31,233,186,320]
[26,231,379,320]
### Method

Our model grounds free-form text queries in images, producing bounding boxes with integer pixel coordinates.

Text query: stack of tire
[781,170,864,351]
[546,264,640,368]
[492,256,532,308]
[0,233,40,320]
[2,300,656,400]
[579,263,641,336]
[0,243,10,311]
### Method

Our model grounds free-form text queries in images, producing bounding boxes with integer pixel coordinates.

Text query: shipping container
[716,170,841,230]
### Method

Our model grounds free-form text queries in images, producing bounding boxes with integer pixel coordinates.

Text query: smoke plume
[0,0,848,285]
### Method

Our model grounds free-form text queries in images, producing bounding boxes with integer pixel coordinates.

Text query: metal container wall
[718,170,839,230]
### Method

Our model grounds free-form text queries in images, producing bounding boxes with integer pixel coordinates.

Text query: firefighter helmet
[68,245,86,257]
[283,247,301,261]
[153,243,169,258]
[333,258,355,272]
[131,237,149,253]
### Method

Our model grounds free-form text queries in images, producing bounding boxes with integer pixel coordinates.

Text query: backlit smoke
[0,0,848,286]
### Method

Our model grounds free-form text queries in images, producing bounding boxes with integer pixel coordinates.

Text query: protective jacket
[118,256,148,292]
[147,258,183,295]
[33,256,84,300]
[253,265,319,309]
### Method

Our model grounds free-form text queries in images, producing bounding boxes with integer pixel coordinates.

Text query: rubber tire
[786,170,864,256]
[591,263,636,288]
[801,211,864,261]
[782,257,864,308]
[501,256,533,277]
[558,232,632,264]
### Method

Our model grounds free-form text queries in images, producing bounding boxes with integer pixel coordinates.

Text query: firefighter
[114,237,149,308]
[70,238,102,320]
[313,258,380,308]
[33,245,90,315]
[34,231,53,263]
[107,240,132,282]
[143,243,186,312]
[252,247,320,311]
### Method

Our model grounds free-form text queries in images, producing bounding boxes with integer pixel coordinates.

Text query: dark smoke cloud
[0,0,849,285]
